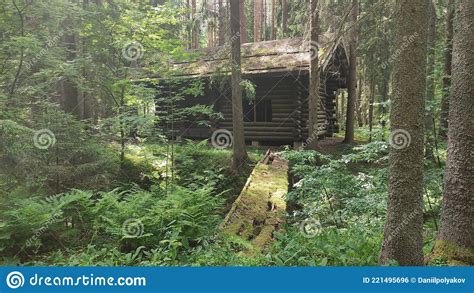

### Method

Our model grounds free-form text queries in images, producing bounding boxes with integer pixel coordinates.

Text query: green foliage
[275,140,442,266]
[1,183,224,264]
[0,107,119,195]
[267,224,382,266]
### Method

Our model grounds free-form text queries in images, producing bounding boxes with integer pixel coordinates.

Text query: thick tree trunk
[254,0,263,42]
[439,0,454,139]
[281,0,287,37]
[308,0,319,149]
[425,1,436,160]
[230,0,248,169]
[380,0,429,266]
[343,0,358,144]
[433,0,474,264]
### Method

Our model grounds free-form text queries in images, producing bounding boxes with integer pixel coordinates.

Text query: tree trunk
[186,0,192,48]
[240,0,248,43]
[61,24,80,118]
[439,0,454,139]
[281,0,287,37]
[368,76,375,142]
[380,0,429,266]
[271,0,276,40]
[308,0,319,149]
[424,1,436,160]
[230,0,248,169]
[218,0,225,45]
[340,91,345,131]
[356,77,363,127]
[343,0,358,144]
[433,0,474,264]
[254,0,263,42]
[191,0,200,49]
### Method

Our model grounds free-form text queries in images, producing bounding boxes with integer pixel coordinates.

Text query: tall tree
[191,0,200,48]
[218,0,225,45]
[343,0,358,144]
[356,76,364,127]
[434,0,474,264]
[308,0,319,149]
[380,0,429,266]
[60,8,81,119]
[281,0,287,37]
[230,0,248,169]
[367,75,375,142]
[254,0,263,41]
[240,0,248,43]
[439,0,454,139]
[271,0,276,39]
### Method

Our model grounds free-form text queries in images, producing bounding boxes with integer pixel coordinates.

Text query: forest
[0,0,472,268]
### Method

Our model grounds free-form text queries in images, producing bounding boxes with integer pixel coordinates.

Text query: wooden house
[156,34,348,146]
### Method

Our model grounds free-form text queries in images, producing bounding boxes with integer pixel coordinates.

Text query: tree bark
[368,75,375,142]
[240,0,248,43]
[254,0,263,42]
[271,0,276,40]
[380,0,429,266]
[230,0,248,169]
[218,0,225,45]
[433,0,474,264]
[281,0,287,37]
[308,0,319,149]
[340,91,345,131]
[356,77,364,127]
[439,0,454,139]
[191,0,200,49]
[343,0,358,144]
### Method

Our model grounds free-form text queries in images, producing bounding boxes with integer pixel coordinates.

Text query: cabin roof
[168,33,347,78]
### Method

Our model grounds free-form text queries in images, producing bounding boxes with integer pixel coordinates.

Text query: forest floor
[1,129,446,266]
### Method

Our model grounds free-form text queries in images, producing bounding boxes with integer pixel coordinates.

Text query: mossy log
[220,151,288,252]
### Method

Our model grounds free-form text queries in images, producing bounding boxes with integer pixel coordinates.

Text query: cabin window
[243,100,272,122]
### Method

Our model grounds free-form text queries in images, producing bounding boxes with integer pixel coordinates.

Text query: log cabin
[155,33,349,147]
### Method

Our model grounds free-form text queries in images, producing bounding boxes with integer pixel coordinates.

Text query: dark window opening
[243,99,272,122]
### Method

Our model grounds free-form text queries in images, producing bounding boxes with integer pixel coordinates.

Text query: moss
[220,156,288,252]
[429,240,474,265]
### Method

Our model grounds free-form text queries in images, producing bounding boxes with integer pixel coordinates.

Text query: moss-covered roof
[170,33,346,77]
